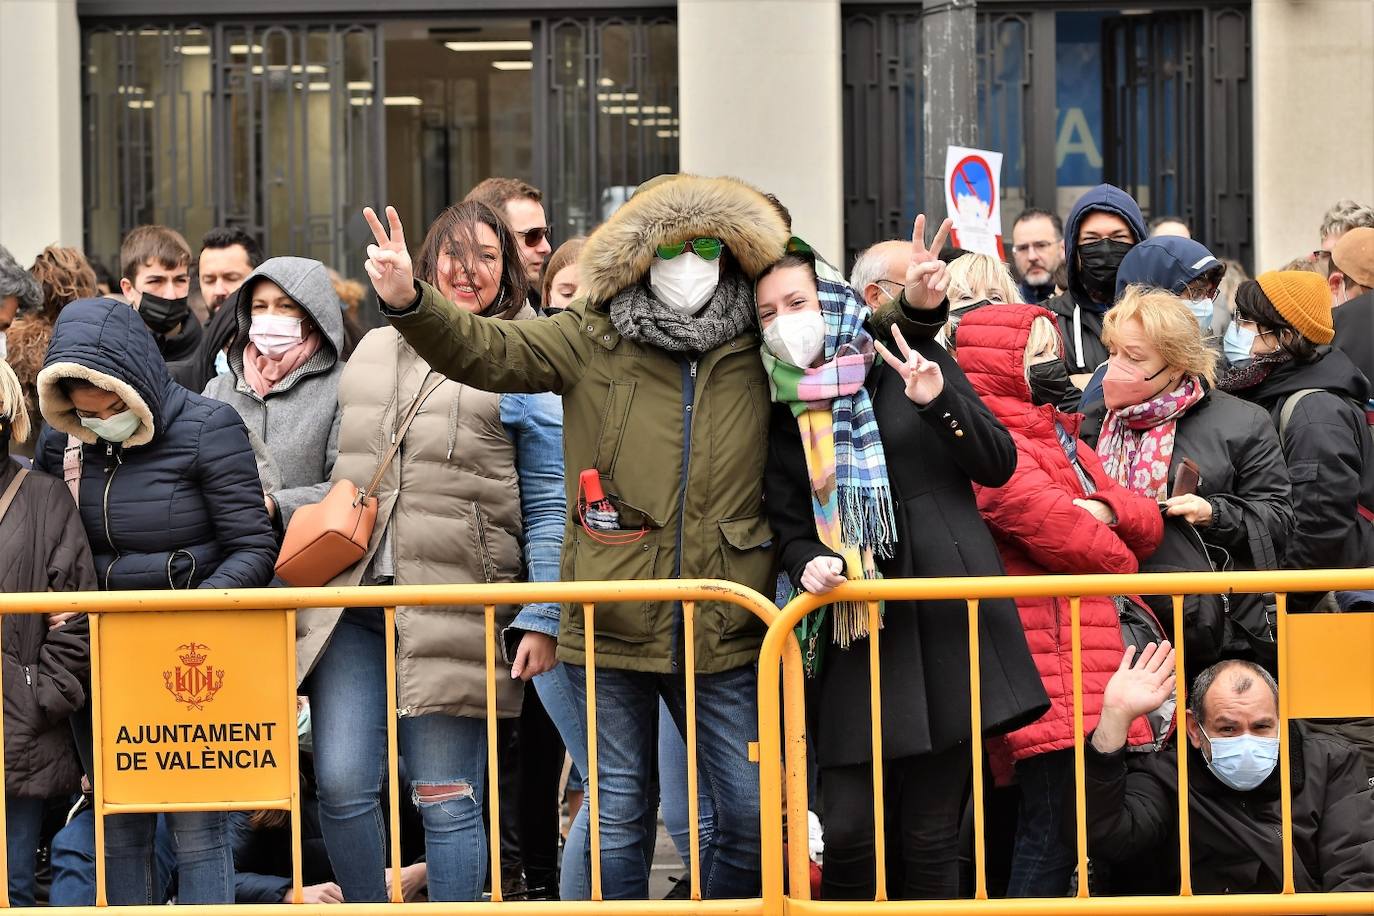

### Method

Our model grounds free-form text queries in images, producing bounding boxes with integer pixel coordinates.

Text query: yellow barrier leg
[583,603,602,902]
[384,607,403,904]
[1070,597,1089,898]
[782,634,812,901]
[866,600,887,902]
[1172,594,1192,897]
[91,612,107,907]
[287,610,304,904]
[965,599,987,901]
[1276,592,1295,895]
[485,605,503,902]
[683,601,702,901]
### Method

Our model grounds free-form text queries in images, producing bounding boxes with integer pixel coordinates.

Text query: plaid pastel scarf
[1097,375,1205,501]
[761,240,897,648]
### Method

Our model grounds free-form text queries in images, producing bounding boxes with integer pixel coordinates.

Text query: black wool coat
[765,302,1049,768]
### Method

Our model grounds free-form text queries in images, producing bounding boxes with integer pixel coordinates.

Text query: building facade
[1,0,1371,296]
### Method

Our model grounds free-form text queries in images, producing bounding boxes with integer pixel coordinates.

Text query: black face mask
[1028,358,1073,407]
[138,291,190,335]
[1077,239,1134,304]
[948,299,991,342]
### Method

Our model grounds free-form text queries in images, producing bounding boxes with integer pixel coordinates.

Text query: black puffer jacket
[0,457,94,798]
[33,298,277,591]
[1233,348,1374,589]
[1083,386,1294,666]
[1085,723,1374,894]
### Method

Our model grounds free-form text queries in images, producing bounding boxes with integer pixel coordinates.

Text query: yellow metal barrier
[1,569,1372,914]
[0,580,787,914]
[760,568,1374,915]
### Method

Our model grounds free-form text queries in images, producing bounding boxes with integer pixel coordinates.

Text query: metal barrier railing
[759,569,1374,916]
[0,580,788,913]
[2,570,1372,914]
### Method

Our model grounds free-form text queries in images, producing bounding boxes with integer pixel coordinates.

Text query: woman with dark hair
[296,200,565,902]
[1218,271,1374,611]
[757,235,1048,900]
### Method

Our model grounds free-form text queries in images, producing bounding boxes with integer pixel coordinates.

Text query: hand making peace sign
[363,206,417,310]
[903,214,953,311]
[873,323,945,406]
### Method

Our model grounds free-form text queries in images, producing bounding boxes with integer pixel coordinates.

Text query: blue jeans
[658,699,716,869]
[307,608,488,902]
[567,663,760,899]
[1007,750,1077,898]
[50,807,176,906]
[6,796,45,906]
[105,810,227,904]
[534,663,595,900]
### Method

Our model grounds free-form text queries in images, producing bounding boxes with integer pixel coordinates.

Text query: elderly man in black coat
[1084,644,1374,894]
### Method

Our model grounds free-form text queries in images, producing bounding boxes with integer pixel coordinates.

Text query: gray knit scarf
[609,270,756,353]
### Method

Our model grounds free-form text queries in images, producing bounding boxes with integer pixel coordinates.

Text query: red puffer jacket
[956,305,1164,762]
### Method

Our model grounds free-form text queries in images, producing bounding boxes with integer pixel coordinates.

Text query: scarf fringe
[832,599,883,648]
[839,485,898,559]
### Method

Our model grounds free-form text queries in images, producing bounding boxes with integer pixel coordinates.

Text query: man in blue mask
[1084,644,1374,894]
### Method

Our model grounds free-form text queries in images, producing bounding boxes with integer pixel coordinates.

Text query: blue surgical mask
[1224,321,1256,366]
[1200,726,1279,791]
[79,409,141,444]
[214,348,230,377]
[1187,296,1214,331]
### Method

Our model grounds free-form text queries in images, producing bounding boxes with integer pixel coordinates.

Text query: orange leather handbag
[275,374,438,587]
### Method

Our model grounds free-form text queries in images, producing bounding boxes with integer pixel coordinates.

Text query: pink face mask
[1101,356,1175,410]
[249,313,304,359]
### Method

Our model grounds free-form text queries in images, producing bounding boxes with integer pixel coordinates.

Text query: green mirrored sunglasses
[656,237,724,261]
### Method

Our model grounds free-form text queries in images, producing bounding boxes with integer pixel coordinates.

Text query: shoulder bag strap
[0,468,30,526]
[1277,388,1324,446]
[63,435,84,505]
[360,371,445,502]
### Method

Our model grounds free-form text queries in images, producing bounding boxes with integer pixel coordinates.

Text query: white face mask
[80,409,141,444]
[649,252,721,315]
[249,313,304,359]
[763,311,826,368]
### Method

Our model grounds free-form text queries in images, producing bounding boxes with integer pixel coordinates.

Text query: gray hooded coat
[202,257,344,525]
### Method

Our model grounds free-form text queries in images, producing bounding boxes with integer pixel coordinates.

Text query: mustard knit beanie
[1256,270,1333,345]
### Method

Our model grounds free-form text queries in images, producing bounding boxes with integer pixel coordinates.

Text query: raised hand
[904,214,953,311]
[874,323,945,406]
[1093,641,1176,754]
[363,206,416,310]
[1104,641,1176,721]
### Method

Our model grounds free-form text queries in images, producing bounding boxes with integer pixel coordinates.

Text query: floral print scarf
[1097,375,1206,501]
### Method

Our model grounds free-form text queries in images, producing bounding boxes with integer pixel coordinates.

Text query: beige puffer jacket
[295,325,524,719]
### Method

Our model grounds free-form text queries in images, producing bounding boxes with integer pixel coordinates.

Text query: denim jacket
[502,391,566,644]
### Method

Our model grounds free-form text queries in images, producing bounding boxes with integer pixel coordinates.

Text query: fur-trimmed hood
[37,298,170,449]
[578,173,790,306]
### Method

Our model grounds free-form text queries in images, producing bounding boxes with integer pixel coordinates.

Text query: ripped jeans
[306,608,488,902]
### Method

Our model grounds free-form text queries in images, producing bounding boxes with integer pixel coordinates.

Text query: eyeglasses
[1011,240,1058,256]
[518,226,551,248]
[656,238,724,261]
[1182,276,1222,301]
